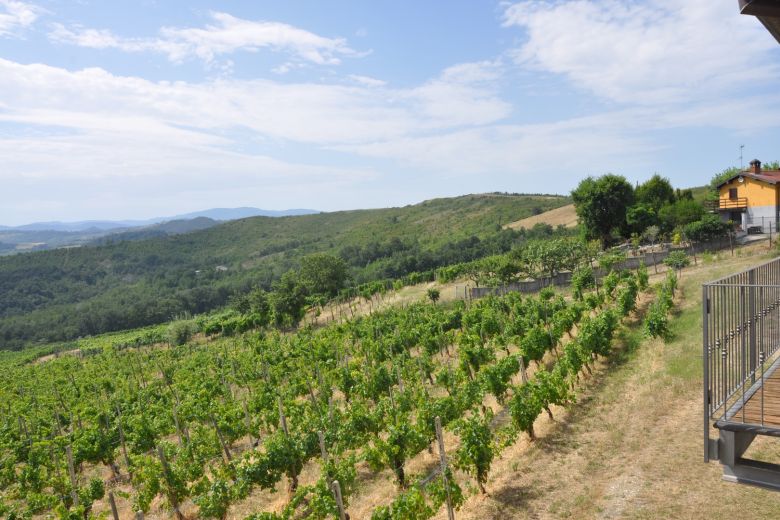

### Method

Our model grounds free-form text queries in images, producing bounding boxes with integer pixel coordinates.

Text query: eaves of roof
[717,172,780,188]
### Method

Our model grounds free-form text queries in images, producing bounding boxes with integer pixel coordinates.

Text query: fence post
[749,269,757,380]
[331,480,347,520]
[318,430,329,464]
[435,416,456,520]
[156,445,184,520]
[108,491,120,520]
[66,445,78,506]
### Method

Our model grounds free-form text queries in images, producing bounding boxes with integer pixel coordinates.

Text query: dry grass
[504,204,578,231]
[434,243,780,519]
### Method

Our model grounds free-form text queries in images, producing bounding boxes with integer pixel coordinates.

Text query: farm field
[0,239,657,519]
[504,204,578,231]
[3,1,779,518]
[447,242,780,519]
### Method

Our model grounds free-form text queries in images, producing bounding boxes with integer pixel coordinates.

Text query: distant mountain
[9,221,130,232]
[0,209,319,255]
[0,208,319,232]
[92,217,220,245]
[170,208,319,221]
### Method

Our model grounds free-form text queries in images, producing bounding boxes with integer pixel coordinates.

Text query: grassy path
[444,245,780,519]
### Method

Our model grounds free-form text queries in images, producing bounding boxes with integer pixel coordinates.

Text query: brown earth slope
[504,204,578,231]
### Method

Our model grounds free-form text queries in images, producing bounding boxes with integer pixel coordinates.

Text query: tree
[642,225,660,246]
[426,288,441,305]
[658,199,705,232]
[270,271,307,328]
[635,174,675,212]
[299,254,349,299]
[626,203,657,234]
[571,175,635,247]
[709,167,741,194]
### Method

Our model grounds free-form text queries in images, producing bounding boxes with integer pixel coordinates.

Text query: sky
[0,0,779,225]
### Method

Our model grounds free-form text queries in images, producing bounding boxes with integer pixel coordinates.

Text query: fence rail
[705,197,748,211]
[703,256,780,461]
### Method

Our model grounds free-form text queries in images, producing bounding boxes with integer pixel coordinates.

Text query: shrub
[664,251,690,271]
[644,301,670,339]
[166,320,196,346]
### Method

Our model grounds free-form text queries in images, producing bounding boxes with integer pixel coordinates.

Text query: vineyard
[0,259,675,519]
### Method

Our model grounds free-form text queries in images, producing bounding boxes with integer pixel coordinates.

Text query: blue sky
[1,0,779,225]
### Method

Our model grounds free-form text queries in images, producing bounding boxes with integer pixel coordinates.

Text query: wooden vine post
[435,416,455,520]
[318,430,329,464]
[278,396,289,435]
[331,479,347,520]
[519,357,528,384]
[156,445,184,520]
[108,491,120,520]
[242,399,255,447]
[209,413,232,463]
[115,405,133,479]
[66,445,79,506]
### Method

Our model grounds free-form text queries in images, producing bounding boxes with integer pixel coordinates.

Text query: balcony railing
[704,258,780,445]
[705,197,748,211]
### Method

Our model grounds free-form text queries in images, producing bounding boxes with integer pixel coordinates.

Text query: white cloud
[332,111,658,178]
[503,0,779,104]
[347,74,386,87]
[0,0,40,37]
[0,57,511,149]
[49,12,362,67]
[440,60,502,84]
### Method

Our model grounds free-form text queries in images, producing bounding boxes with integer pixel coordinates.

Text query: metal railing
[744,216,779,234]
[704,257,780,461]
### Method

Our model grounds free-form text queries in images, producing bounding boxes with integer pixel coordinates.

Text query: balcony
[705,197,748,211]
[704,257,780,489]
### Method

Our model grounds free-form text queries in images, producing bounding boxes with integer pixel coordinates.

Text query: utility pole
[740,144,745,170]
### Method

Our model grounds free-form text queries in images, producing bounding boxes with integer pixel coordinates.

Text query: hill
[0,207,319,232]
[0,208,320,255]
[504,203,578,230]
[0,193,570,348]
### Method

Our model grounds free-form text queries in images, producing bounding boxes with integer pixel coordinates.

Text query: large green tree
[635,174,675,212]
[298,253,349,299]
[571,175,635,247]
[270,271,307,328]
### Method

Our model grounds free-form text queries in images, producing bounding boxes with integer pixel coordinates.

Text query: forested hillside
[0,194,569,348]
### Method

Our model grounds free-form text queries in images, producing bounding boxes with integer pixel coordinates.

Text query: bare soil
[504,204,578,231]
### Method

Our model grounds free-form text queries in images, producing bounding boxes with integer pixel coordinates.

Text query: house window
[729,188,738,200]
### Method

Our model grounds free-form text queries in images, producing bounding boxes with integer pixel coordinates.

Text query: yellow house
[717,159,780,231]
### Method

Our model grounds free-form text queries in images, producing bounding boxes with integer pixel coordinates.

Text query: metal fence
[743,216,779,234]
[703,256,780,461]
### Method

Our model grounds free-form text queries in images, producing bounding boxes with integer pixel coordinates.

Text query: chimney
[749,159,762,174]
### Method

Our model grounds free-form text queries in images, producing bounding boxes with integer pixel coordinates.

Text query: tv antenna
[740,144,745,170]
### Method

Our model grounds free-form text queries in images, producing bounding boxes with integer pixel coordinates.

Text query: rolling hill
[0,193,570,348]
[0,207,320,255]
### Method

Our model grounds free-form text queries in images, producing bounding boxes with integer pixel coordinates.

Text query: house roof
[717,170,780,188]
[740,0,780,44]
